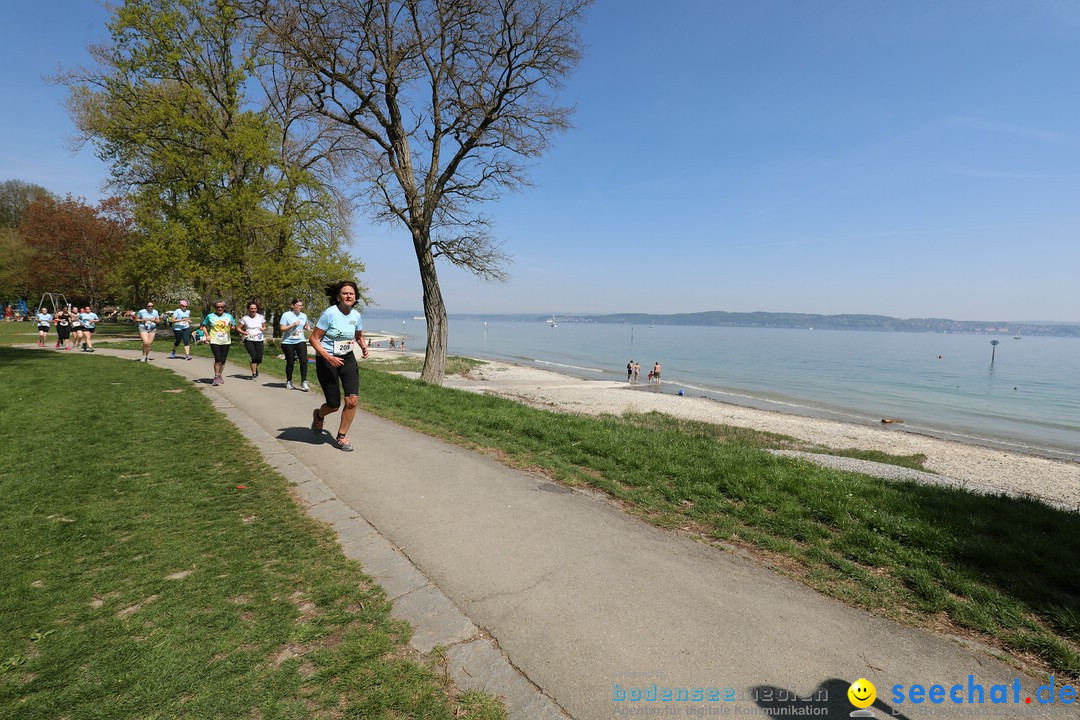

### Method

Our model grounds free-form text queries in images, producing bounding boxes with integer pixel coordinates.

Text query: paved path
[95,349,1073,719]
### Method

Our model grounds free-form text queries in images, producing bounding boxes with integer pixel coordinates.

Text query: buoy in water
[677,389,684,396]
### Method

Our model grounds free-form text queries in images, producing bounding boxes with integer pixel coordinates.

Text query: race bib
[179,320,189,328]
[248,332,264,342]
[212,331,229,343]
[333,339,353,355]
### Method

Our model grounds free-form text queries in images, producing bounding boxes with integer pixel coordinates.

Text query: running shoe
[301,381,310,392]
[334,435,354,452]
[311,408,324,434]
[212,376,222,386]
[251,373,257,380]
[185,355,191,360]
[170,351,176,359]
[286,381,294,390]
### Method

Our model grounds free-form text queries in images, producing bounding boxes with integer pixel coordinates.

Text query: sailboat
[1014,327,1022,340]
[547,314,557,327]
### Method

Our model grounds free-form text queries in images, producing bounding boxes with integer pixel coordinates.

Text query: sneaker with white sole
[334,435,354,452]
[286,381,294,390]
[301,381,310,392]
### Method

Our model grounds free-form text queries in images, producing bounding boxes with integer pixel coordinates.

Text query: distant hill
[363,308,1080,337]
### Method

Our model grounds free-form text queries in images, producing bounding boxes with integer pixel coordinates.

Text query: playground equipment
[33,292,70,315]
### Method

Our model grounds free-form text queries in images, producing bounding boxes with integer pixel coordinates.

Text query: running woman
[237,302,267,380]
[279,298,311,391]
[169,300,193,359]
[309,281,369,452]
[200,301,236,386]
[35,307,52,347]
[70,308,84,349]
[55,306,72,350]
[80,306,99,351]
[135,301,160,361]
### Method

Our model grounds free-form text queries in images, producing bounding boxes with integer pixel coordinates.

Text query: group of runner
[35,306,100,351]
[145,281,369,453]
[34,282,369,453]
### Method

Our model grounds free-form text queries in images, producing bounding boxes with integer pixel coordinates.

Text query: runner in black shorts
[309,281,369,452]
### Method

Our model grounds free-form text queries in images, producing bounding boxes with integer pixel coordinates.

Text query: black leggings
[211,343,231,363]
[283,343,308,382]
[315,353,358,409]
[244,340,264,365]
[173,327,192,347]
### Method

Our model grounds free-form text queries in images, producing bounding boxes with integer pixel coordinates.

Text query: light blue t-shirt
[136,308,160,330]
[36,312,52,327]
[279,311,309,345]
[171,309,191,330]
[315,306,362,355]
[81,312,99,330]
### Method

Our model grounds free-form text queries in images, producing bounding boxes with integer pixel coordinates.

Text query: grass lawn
[0,345,505,720]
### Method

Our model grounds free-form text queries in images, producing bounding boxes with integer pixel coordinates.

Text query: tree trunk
[414,228,447,384]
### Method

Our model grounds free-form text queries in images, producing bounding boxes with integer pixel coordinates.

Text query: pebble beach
[367,348,1080,512]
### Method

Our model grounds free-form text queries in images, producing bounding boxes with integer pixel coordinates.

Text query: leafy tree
[0,227,34,304]
[246,0,592,383]
[19,195,132,307]
[0,180,53,303]
[60,0,365,315]
[0,180,53,229]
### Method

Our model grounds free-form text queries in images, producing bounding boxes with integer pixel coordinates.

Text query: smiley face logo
[848,678,876,709]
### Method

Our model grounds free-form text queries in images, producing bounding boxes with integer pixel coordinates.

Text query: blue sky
[3,1,1079,321]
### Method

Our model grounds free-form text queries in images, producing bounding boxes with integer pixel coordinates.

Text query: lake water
[374,318,1080,462]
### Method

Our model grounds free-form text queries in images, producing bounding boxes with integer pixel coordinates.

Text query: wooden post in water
[990,339,1000,363]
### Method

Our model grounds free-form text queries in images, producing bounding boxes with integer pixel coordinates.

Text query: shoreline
[366,348,1080,512]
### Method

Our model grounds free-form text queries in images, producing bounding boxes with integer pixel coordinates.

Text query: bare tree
[245,0,592,383]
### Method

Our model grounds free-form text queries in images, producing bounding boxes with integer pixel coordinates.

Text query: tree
[0,180,53,302]
[0,179,53,229]
[0,227,34,303]
[19,195,132,307]
[246,0,591,383]
[60,0,366,313]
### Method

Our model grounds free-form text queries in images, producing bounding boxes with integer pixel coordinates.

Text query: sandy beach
[367,347,1080,512]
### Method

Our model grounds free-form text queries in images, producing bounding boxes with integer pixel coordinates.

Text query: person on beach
[169,300,193,360]
[652,361,661,384]
[36,307,52,347]
[238,302,267,380]
[279,298,311,391]
[201,301,236,386]
[80,306,99,351]
[309,281,369,452]
[135,301,160,362]
[55,306,72,350]
[627,360,633,382]
[634,361,641,384]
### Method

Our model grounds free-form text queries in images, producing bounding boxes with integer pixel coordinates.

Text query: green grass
[346,368,1080,680]
[0,346,505,720]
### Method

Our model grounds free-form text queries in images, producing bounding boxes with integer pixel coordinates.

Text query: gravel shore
[406,355,1080,512]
